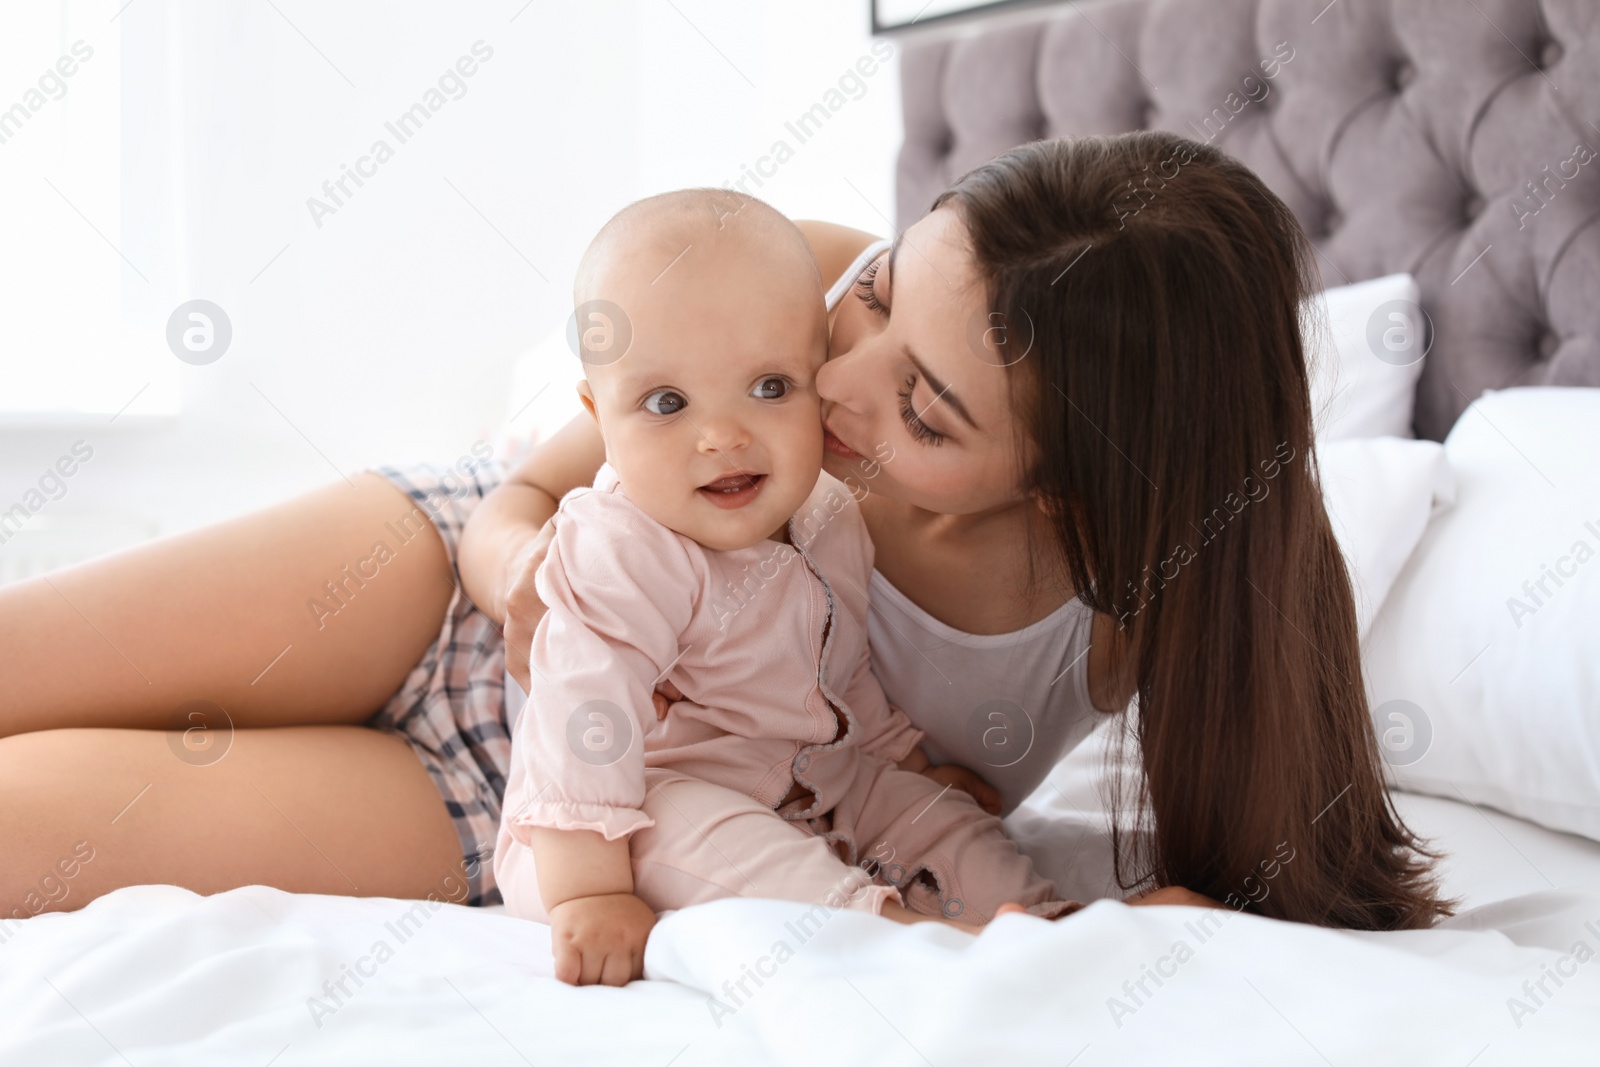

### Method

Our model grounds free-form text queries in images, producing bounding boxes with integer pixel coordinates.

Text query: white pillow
[1318,437,1455,640]
[1363,387,1600,841]
[1306,273,1428,441]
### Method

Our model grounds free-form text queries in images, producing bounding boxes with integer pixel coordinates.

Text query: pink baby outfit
[493,464,1080,924]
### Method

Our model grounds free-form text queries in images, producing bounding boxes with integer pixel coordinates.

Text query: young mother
[0,133,1450,930]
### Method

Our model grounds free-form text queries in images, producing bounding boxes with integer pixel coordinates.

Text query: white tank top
[506,238,1104,813]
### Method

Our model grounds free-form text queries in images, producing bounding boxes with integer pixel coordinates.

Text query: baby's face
[580,243,827,552]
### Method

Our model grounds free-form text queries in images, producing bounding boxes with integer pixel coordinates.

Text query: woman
[0,132,1451,929]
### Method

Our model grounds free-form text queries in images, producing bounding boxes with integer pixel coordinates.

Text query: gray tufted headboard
[894,0,1600,441]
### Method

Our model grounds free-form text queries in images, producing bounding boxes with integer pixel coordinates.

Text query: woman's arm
[460,411,605,625]
[458,411,606,687]
[793,219,884,294]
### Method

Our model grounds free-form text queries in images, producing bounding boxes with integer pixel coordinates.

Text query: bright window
[0,1,178,422]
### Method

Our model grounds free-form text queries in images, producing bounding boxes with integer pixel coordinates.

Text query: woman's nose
[816,332,873,412]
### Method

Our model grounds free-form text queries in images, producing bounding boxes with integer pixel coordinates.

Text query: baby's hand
[923,762,1003,817]
[548,892,657,986]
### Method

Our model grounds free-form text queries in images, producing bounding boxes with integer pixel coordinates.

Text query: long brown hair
[933,132,1455,930]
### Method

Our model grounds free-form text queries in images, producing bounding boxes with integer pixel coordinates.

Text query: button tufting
[1463,193,1485,220]
[1539,332,1561,360]
[1394,61,1415,90]
[1540,40,1563,69]
[1141,101,1157,127]
[1324,209,1343,233]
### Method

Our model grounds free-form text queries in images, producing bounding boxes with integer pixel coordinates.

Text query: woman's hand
[458,412,606,688]
[922,762,1003,816]
[503,517,558,692]
[1124,886,1228,910]
[651,679,684,721]
[893,746,1002,816]
[548,892,656,986]
[995,885,1227,925]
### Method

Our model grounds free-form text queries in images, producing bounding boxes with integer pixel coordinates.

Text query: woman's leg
[0,473,459,737]
[0,725,468,916]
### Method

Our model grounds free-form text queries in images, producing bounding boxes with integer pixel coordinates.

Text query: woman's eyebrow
[907,350,979,431]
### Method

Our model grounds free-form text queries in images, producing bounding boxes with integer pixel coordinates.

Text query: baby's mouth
[697,472,766,509]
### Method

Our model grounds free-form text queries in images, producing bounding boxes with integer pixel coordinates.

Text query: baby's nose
[695,413,752,452]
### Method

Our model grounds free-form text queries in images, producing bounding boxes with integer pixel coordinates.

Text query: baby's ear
[576,380,599,422]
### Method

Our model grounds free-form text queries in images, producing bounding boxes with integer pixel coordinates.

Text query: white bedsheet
[7,762,1599,1066]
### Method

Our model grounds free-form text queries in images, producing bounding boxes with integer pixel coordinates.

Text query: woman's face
[818,207,1032,516]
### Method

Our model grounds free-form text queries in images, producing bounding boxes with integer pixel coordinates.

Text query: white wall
[0,0,901,559]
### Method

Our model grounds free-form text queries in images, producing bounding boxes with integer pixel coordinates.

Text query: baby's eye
[642,388,687,415]
[751,376,789,400]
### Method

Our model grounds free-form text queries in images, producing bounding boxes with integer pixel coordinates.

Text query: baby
[493,189,1079,987]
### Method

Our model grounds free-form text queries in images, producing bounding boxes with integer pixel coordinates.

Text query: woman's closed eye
[854,257,888,316]
[897,373,946,446]
[642,388,687,415]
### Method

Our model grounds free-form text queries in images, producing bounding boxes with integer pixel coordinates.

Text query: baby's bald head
[568,190,831,552]
[573,189,822,364]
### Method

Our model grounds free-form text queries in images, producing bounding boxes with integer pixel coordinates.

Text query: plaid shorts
[367,460,514,907]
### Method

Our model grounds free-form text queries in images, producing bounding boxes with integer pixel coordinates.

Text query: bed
[7,1,1600,1063]
[6,752,1599,1064]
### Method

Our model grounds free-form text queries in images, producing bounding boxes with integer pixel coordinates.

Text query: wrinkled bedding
[7,755,1599,1065]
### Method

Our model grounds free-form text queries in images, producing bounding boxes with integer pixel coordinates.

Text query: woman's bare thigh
[0,472,458,737]
[0,725,468,918]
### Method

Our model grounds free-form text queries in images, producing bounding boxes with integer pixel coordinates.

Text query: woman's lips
[697,473,765,510]
[822,424,863,460]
